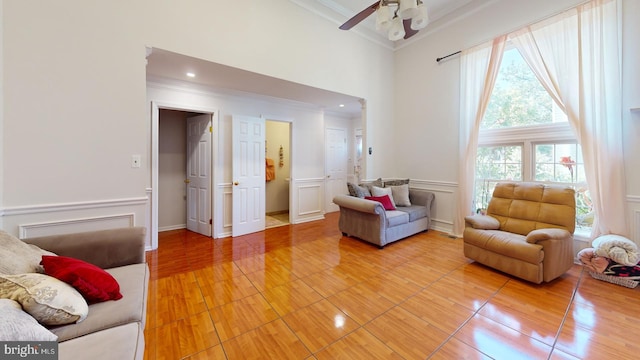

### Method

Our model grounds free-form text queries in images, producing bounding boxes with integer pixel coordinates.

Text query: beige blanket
[592,234,639,266]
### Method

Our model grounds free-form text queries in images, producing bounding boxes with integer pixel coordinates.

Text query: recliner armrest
[465,215,500,230]
[525,228,571,244]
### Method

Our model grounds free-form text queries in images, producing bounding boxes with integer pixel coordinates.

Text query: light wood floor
[144,212,640,360]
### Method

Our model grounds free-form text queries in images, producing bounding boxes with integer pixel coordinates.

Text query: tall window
[474,46,593,230]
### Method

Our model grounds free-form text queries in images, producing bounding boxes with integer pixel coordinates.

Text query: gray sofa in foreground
[333,188,435,248]
[23,227,148,360]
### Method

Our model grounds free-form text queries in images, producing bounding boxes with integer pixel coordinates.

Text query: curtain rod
[434,0,593,64]
[436,51,461,63]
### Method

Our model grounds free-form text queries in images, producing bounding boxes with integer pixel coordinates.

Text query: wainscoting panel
[19,214,135,239]
[217,184,233,237]
[410,179,457,235]
[294,178,325,223]
[1,196,148,243]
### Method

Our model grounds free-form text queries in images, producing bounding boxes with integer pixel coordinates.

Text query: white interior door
[186,114,212,236]
[326,127,348,213]
[232,115,265,236]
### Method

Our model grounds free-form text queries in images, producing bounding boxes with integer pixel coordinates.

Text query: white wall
[1,0,393,241]
[158,109,187,231]
[393,0,640,241]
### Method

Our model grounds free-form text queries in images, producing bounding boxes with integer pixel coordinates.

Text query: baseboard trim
[159,224,187,232]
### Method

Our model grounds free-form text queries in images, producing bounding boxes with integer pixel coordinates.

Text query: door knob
[184,179,191,184]
[233,181,239,186]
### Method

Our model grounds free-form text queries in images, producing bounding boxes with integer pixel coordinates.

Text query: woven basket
[589,271,639,289]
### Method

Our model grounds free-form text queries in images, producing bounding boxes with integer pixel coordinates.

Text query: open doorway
[157,108,213,237]
[265,120,291,228]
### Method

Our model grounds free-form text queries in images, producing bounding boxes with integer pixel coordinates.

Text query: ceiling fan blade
[403,19,419,39]
[339,1,380,30]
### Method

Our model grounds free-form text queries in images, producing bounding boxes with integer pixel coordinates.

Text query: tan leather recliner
[463,182,576,284]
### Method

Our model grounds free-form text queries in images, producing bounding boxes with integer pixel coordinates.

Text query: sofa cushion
[365,195,396,210]
[347,182,371,198]
[488,182,576,235]
[50,263,149,342]
[362,178,383,193]
[0,299,58,341]
[58,322,144,360]
[385,211,410,228]
[41,255,123,304]
[390,184,411,207]
[0,230,56,275]
[383,178,409,187]
[396,205,428,222]
[371,186,396,207]
[0,273,88,325]
[464,229,543,264]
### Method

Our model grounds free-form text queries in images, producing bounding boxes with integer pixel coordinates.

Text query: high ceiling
[146,1,476,117]
[293,0,474,46]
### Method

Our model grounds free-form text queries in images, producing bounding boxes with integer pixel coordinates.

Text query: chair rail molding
[2,196,148,216]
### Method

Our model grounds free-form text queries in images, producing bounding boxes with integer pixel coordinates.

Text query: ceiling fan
[339,0,429,41]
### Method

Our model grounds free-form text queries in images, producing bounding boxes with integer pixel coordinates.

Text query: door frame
[265,118,293,223]
[262,115,294,224]
[151,101,219,250]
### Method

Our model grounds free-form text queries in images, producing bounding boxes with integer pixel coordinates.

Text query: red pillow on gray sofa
[40,255,122,303]
[365,195,396,211]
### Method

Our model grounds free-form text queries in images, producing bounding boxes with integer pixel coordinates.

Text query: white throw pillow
[0,230,56,275]
[371,186,396,207]
[0,299,58,341]
[390,184,411,207]
[0,273,89,326]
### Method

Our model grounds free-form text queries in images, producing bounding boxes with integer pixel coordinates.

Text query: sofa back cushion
[0,230,55,275]
[487,182,576,236]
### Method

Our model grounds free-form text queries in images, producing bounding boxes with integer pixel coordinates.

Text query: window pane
[482,48,567,129]
[534,143,582,183]
[535,163,554,182]
[576,186,594,229]
[475,145,522,211]
[533,143,593,229]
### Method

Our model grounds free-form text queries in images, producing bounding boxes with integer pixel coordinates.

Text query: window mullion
[523,140,532,181]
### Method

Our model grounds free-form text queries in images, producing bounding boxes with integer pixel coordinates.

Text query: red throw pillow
[365,195,396,210]
[40,255,122,303]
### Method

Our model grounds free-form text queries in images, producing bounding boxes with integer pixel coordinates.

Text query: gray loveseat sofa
[13,227,148,360]
[333,188,435,248]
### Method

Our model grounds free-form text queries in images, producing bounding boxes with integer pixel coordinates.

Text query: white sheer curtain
[453,36,507,236]
[510,0,628,237]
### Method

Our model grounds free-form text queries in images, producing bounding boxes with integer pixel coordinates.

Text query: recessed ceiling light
[186,72,195,78]
[339,104,345,107]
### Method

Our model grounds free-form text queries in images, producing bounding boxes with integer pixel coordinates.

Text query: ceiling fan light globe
[399,0,419,19]
[388,16,405,41]
[375,5,392,31]
[410,3,429,30]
